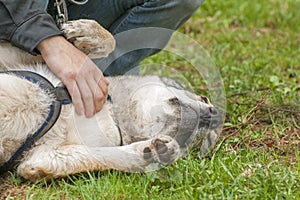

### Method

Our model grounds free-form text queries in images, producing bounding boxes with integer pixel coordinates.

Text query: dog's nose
[209,107,222,129]
[209,107,219,116]
[199,106,222,129]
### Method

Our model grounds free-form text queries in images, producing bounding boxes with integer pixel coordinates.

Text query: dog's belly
[65,103,121,147]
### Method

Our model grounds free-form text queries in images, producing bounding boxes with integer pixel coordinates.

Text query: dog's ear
[200,96,210,104]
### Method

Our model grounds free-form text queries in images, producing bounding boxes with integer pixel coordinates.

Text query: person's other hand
[37,35,109,118]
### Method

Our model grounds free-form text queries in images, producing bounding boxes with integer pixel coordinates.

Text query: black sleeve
[0,0,62,54]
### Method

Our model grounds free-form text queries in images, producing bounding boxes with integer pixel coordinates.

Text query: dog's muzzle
[198,106,222,130]
[174,99,223,149]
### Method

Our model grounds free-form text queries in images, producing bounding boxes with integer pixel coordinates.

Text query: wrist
[37,36,68,56]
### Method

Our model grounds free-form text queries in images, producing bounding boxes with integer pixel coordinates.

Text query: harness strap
[0,70,72,174]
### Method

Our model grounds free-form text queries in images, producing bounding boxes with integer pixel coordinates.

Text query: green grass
[1,0,300,199]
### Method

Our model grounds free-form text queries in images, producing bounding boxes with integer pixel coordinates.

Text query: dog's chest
[63,104,121,147]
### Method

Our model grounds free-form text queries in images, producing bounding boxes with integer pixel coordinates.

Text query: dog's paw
[142,135,180,167]
[61,19,115,58]
[17,163,50,182]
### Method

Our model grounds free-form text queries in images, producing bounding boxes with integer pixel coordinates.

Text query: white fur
[0,20,220,182]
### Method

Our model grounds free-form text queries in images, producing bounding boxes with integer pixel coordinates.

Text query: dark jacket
[0,0,62,54]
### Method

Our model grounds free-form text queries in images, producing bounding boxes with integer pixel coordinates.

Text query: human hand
[37,35,109,118]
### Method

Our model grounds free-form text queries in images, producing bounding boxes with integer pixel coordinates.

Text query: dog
[0,20,222,182]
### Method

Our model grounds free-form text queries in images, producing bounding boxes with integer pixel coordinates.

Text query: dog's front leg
[61,19,115,59]
[17,135,180,182]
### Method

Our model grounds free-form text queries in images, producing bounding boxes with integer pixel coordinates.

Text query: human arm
[0,0,108,117]
[37,35,109,117]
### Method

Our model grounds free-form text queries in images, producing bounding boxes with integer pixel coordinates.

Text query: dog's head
[161,78,223,155]
[196,95,222,130]
[190,95,223,156]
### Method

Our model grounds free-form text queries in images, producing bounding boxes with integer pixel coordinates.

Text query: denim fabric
[51,0,204,75]
[38,0,49,10]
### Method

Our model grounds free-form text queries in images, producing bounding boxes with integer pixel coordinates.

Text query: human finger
[88,75,108,113]
[65,80,85,116]
[76,74,96,118]
[95,74,109,97]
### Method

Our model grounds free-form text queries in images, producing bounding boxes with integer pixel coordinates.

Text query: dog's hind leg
[17,135,180,182]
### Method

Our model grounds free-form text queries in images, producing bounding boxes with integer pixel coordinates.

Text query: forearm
[0,1,109,117]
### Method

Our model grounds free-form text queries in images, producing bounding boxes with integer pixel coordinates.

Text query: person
[0,0,204,118]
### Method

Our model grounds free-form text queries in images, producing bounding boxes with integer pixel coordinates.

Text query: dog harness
[0,70,72,174]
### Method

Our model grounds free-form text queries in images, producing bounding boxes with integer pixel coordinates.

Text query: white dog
[0,20,222,182]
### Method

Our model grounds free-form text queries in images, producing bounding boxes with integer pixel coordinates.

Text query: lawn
[1,0,299,199]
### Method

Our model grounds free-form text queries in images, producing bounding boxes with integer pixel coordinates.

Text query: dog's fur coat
[0,20,221,182]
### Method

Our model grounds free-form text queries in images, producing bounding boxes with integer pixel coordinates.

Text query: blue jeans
[47,0,204,75]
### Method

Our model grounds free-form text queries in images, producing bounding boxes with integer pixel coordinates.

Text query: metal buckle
[55,0,68,28]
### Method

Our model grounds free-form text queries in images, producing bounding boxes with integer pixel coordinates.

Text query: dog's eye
[201,96,209,104]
